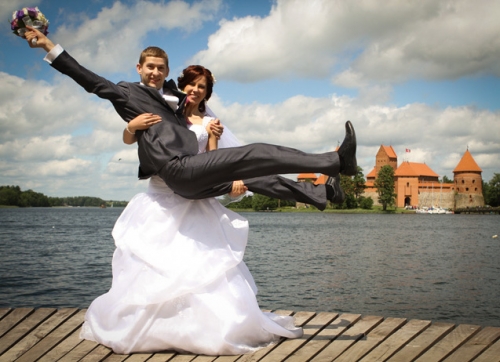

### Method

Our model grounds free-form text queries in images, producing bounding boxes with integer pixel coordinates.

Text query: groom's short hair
[139,46,169,68]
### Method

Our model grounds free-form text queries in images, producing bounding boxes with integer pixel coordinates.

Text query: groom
[25,28,355,210]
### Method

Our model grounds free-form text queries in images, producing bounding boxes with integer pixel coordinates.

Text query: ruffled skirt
[80,176,302,355]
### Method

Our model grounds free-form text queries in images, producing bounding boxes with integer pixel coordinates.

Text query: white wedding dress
[80,117,303,355]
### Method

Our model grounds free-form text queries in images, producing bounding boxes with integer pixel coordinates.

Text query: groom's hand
[25,26,55,52]
[209,119,224,139]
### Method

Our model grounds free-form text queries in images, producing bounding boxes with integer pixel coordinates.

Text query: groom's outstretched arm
[25,27,130,109]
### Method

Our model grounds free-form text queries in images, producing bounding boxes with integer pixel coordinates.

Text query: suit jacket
[50,50,199,179]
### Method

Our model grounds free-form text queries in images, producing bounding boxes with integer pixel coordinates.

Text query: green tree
[19,189,50,207]
[0,186,22,206]
[485,173,500,207]
[441,175,453,183]
[358,196,374,210]
[251,194,278,211]
[352,166,366,199]
[374,165,397,211]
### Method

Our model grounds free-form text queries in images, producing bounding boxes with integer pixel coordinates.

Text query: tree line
[0,185,127,208]
[227,168,500,211]
[227,166,374,211]
[2,171,498,210]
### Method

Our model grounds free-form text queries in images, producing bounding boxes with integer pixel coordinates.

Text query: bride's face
[183,76,207,106]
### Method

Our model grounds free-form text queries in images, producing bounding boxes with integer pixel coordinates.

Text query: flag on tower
[406,148,411,153]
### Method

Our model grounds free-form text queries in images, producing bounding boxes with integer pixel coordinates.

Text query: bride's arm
[123,113,162,144]
[205,119,222,151]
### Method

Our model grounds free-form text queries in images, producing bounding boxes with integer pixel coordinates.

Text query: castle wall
[363,189,456,209]
[454,193,485,209]
[418,191,455,209]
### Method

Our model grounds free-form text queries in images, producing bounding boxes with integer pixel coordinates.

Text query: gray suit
[51,50,338,210]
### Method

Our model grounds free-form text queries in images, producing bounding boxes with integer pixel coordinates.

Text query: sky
[1,0,499,201]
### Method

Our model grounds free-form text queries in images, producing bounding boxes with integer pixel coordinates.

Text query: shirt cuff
[43,44,64,64]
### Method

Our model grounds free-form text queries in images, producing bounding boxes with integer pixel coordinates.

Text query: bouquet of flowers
[10,7,49,44]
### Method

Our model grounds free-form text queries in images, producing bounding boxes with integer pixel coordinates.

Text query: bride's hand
[229,180,248,197]
[127,113,162,134]
[207,119,224,139]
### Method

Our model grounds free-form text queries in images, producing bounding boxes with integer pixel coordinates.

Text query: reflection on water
[0,208,499,327]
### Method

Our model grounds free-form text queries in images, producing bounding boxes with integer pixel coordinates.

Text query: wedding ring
[31,38,37,45]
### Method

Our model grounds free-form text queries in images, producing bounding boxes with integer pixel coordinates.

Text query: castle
[298,146,484,209]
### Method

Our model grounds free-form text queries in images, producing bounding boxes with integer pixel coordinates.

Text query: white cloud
[192,0,500,85]
[211,94,500,182]
[52,0,223,73]
[0,1,41,24]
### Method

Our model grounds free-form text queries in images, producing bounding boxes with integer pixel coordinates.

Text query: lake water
[0,208,499,327]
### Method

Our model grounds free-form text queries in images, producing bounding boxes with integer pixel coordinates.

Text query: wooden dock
[1,308,500,361]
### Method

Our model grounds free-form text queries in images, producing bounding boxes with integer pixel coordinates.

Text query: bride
[79,65,303,355]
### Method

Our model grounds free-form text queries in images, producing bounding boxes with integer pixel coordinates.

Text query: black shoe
[325,176,345,204]
[338,120,357,176]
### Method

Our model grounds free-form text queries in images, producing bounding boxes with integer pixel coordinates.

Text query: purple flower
[28,8,38,18]
[16,10,25,19]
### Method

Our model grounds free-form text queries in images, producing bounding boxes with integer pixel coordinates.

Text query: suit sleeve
[50,50,130,105]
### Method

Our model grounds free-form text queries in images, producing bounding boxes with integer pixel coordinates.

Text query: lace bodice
[188,117,214,154]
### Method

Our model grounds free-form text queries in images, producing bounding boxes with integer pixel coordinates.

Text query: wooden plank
[442,326,500,362]
[287,313,361,362]
[0,308,80,362]
[235,310,312,362]
[360,319,431,362]
[211,354,242,362]
[414,324,481,361]
[472,338,500,362]
[335,317,407,362]
[167,354,198,361]
[57,339,101,361]
[120,353,154,361]
[0,308,33,338]
[191,355,217,361]
[387,322,455,361]
[102,353,131,362]
[0,308,11,320]
[37,328,85,362]
[0,308,56,355]
[144,353,178,361]
[78,344,113,361]
[309,315,384,362]
[260,312,337,362]
[13,308,82,362]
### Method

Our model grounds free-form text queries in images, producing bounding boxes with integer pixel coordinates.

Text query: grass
[228,205,416,214]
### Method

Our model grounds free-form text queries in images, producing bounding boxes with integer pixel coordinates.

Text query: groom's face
[137,56,169,90]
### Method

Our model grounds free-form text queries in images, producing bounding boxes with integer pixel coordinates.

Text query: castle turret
[453,149,484,208]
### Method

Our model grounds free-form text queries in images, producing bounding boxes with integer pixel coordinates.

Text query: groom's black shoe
[325,176,345,204]
[338,120,357,176]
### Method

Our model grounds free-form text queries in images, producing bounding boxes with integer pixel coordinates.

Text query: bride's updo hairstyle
[177,65,215,113]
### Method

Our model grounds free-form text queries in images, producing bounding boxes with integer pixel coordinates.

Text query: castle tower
[453,149,484,208]
[375,145,397,173]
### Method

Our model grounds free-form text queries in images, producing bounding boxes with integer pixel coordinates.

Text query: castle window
[462,180,465,184]
[472,180,475,183]
[475,188,477,191]
[407,182,409,187]
[466,188,469,191]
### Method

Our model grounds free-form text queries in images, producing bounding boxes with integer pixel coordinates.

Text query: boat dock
[454,207,500,214]
[1,307,500,361]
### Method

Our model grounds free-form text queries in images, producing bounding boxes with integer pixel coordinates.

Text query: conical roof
[453,150,482,173]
